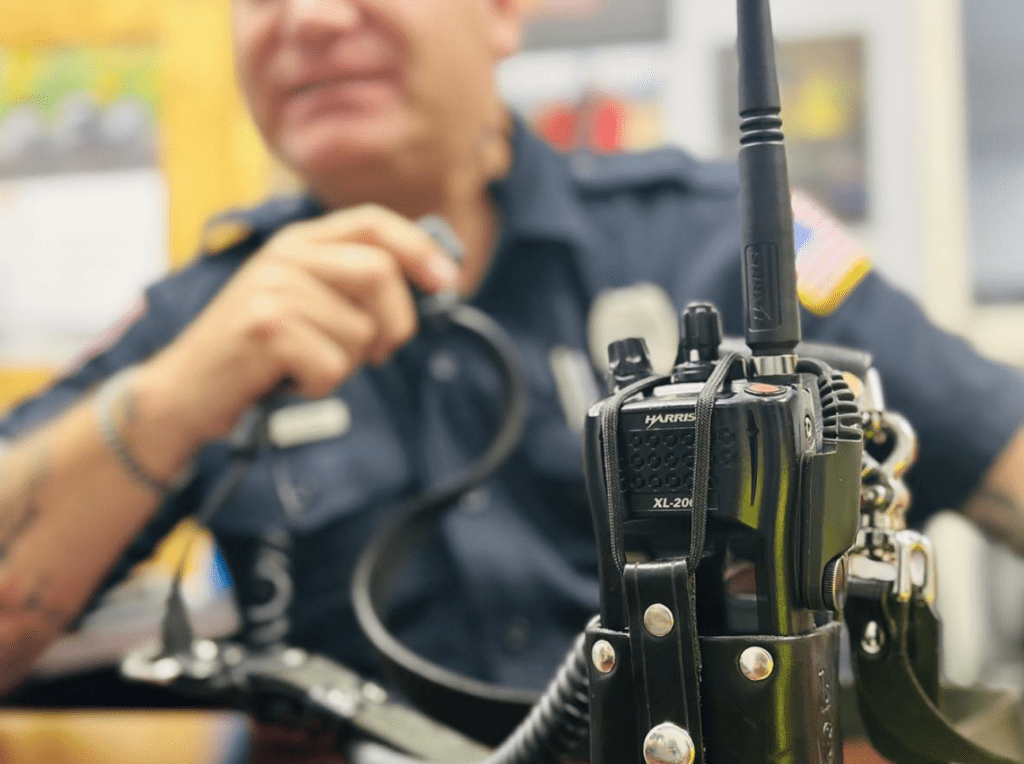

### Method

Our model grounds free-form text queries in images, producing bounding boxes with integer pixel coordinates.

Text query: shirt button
[429,350,459,382]
[296,475,319,504]
[503,616,530,653]
[459,487,489,515]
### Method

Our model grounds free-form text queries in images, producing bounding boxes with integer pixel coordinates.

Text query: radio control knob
[607,338,654,392]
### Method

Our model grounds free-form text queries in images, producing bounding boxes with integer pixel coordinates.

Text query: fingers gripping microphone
[415,215,465,327]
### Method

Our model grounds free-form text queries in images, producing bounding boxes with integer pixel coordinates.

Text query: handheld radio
[581,1,863,761]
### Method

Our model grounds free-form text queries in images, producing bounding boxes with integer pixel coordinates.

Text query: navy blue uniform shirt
[3,122,1024,690]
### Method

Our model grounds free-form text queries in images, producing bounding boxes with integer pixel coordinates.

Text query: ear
[481,0,523,59]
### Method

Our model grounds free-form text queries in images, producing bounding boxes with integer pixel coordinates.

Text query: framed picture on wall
[0,43,167,366]
[717,35,869,222]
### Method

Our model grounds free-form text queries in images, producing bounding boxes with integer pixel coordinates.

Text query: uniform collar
[488,114,597,257]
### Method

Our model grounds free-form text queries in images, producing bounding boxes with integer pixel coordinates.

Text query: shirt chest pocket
[208,376,414,536]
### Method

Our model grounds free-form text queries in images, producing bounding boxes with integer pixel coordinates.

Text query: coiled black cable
[351,303,599,764]
[479,631,590,764]
[350,302,539,727]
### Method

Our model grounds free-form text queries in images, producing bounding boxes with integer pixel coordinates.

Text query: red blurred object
[533,89,627,152]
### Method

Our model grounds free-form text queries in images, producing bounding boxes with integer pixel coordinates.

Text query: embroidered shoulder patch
[201,217,255,257]
[792,191,872,316]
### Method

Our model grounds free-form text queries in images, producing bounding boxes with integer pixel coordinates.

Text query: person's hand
[136,204,459,449]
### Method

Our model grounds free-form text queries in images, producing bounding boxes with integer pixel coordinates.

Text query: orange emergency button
[746,383,782,396]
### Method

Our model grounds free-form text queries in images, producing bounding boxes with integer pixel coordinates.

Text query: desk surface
[0,709,244,764]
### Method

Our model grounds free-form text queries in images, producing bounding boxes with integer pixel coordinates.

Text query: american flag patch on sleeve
[792,191,872,316]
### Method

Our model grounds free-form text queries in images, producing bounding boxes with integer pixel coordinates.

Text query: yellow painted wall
[0,369,57,412]
[0,0,273,410]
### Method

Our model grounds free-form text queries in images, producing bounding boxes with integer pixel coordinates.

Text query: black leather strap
[846,578,1021,764]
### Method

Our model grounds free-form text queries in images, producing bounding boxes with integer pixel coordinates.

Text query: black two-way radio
[580,1,862,762]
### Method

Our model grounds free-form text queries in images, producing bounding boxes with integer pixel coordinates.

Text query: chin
[278,113,418,186]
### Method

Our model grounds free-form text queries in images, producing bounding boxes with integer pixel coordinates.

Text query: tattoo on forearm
[0,574,72,628]
[0,503,39,559]
[0,449,74,627]
[24,574,49,610]
[965,488,1024,555]
[0,449,48,559]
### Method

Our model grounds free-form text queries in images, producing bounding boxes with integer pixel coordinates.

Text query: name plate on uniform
[268,398,352,449]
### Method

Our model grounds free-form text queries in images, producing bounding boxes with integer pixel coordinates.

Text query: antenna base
[752,354,797,377]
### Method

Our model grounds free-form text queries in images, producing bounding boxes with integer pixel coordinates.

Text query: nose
[282,0,361,46]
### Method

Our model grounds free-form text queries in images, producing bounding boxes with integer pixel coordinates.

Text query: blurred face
[232,0,521,200]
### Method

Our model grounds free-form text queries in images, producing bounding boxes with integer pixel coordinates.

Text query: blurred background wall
[501,0,1024,365]
[0,0,1022,721]
[2,0,1021,397]
[0,0,272,406]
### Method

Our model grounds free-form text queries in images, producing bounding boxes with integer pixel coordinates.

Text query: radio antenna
[737,0,801,367]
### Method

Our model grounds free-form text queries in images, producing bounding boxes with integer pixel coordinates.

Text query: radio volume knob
[680,302,723,363]
[672,303,724,383]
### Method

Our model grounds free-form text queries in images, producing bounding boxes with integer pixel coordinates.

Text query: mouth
[281,71,402,122]
[289,71,397,97]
